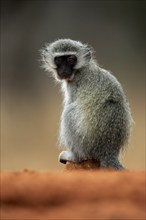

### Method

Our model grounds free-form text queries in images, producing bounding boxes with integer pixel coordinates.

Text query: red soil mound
[1,169,145,220]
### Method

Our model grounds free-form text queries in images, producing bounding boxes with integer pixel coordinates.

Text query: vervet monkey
[41,39,132,170]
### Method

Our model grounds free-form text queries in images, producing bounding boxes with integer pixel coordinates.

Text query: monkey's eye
[67,55,77,65]
[54,57,63,66]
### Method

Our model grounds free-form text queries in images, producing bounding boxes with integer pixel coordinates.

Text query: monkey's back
[60,66,132,161]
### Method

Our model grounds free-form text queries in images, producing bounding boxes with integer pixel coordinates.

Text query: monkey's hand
[59,151,75,164]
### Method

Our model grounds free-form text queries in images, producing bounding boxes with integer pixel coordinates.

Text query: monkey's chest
[63,102,98,137]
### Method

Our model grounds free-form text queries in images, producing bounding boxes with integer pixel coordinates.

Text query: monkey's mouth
[57,72,74,81]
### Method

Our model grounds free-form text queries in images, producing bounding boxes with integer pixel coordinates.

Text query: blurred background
[1,0,145,171]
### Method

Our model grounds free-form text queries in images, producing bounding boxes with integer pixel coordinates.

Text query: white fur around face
[41,44,91,70]
[53,52,77,56]
[50,51,87,70]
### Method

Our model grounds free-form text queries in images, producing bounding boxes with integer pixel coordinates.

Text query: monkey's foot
[59,151,75,164]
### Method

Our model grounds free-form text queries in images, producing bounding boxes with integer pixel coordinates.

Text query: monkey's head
[41,39,93,81]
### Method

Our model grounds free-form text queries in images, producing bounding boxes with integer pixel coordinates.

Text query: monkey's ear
[83,45,93,61]
[76,45,92,68]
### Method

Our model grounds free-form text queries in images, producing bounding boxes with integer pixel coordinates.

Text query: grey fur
[41,39,133,170]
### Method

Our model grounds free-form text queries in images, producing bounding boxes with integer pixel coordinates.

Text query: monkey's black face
[54,55,77,80]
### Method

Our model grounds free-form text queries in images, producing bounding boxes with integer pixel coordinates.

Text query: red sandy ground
[1,168,146,220]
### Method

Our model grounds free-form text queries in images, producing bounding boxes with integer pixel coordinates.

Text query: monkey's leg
[100,158,125,170]
[59,151,75,164]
